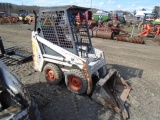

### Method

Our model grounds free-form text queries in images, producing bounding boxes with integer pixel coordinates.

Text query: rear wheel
[66,69,87,94]
[114,31,120,35]
[138,22,151,33]
[43,63,63,85]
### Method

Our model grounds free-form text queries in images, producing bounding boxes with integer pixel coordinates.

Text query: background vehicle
[138,13,160,32]
[18,9,28,20]
[18,9,34,24]
[92,10,111,22]
[137,13,160,39]
[0,11,15,24]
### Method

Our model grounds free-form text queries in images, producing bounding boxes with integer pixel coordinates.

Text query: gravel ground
[0,24,160,120]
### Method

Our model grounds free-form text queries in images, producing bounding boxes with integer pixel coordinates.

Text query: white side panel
[88,59,106,75]
[32,32,44,71]
[44,58,72,67]
[35,34,86,69]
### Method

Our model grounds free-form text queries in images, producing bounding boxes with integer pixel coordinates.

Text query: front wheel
[65,69,88,94]
[43,63,63,85]
[138,22,151,32]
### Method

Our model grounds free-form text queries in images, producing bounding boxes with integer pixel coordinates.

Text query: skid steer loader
[31,5,131,119]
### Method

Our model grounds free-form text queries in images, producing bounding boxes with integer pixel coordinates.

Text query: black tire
[29,98,42,120]
[138,22,152,33]
[43,63,63,85]
[138,22,144,32]
[114,31,120,35]
[65,69,88,95]
[98,65,107,78]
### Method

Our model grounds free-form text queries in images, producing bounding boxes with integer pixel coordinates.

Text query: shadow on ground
[2,60,135,120]
[107,64,143,80]
[27,81,124,120]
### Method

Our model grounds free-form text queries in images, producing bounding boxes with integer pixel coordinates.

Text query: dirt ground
[0,24,160,120]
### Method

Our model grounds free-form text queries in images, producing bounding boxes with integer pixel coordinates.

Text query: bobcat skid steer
[32,5,131,119]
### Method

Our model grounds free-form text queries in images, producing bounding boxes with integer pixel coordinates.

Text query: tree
[153,6,160,18]
[2,3,5,10]
[4,3,7,10]
[142,8,146,11]
[133,10,136,15]
[0,3,2,10]
[9,3,12,11]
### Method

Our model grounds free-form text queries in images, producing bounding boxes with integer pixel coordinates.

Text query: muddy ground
[0,24,160,120]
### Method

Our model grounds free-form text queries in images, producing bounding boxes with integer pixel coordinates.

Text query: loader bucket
[91,69,131,120]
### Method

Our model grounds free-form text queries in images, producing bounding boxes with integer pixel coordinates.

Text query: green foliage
[0,2,39,14]
[142,8,146,11]
[153,6,160,18]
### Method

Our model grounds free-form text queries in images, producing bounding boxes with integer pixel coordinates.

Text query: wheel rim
[46,69,56,81]
[68,76,82,91]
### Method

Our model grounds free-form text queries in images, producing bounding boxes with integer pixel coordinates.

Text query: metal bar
[130,25,135,38]
[44,58,72,67]
[66,10,78,55]
[2,57,14,63]
[14,51,31,58]
[5,46,18,51]
[53,11,63,46]
[19,56,32,63]
[5,59,18,65]
[0,37,5,54]
[38,42,45,54]
[4,54,22,61]
[84,13,94,53]
[5,51,15,55]
[33,10,37,31]
[43,54,64,61]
